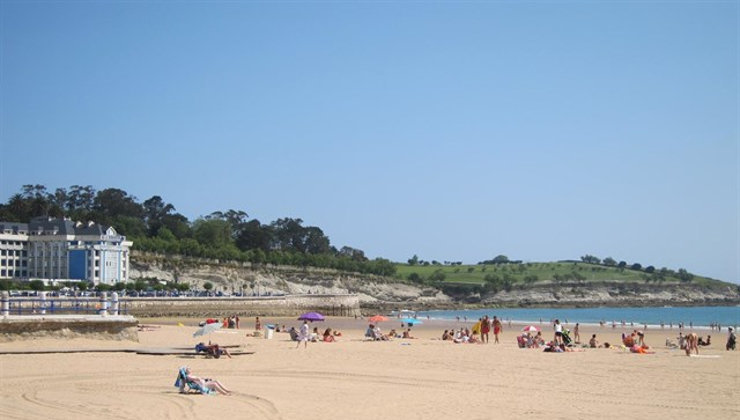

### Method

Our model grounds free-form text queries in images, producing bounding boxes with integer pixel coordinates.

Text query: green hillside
[394,261,728,288]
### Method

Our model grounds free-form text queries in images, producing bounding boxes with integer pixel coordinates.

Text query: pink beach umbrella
[522,325,541,332]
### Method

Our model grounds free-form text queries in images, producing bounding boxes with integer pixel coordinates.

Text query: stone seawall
[122,294,361,318]
[0,315,139,341]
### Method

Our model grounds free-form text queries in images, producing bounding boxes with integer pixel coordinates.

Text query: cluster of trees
[478,255,523,265]
[580,255,694,282]
[0,185,395,277]
[406,255,463,266]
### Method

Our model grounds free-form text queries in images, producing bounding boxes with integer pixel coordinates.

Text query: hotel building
[0,217,133,285]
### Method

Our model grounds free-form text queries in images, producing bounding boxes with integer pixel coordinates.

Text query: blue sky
[1,2,737,283]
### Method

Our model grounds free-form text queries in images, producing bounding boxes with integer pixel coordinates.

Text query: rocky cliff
[130,253,740,309]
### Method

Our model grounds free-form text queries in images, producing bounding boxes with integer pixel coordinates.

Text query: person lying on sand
[630,345,654,354]
[195,342,232,359]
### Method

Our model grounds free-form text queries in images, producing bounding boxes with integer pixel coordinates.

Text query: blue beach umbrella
[402,318,422,325]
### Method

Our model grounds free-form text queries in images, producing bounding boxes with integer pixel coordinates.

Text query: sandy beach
[1,317,738,420]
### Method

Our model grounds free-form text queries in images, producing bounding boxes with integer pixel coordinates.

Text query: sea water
[416,306,740,329]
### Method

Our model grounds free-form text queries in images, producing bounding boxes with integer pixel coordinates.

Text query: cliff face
[129,254,451,306]
[478,283,740,307]
[130,253,740,308]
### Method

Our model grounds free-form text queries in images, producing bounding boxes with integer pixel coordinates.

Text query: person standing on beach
[554,319,563,345]
[480,316,490,343]
[573,323,580,344]
[296,320,310,349]
[726,327,736,351]
[255,316,261,331]
[492,316,503,344]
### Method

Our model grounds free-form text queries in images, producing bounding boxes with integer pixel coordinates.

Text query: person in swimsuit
[480,316,490,344]
[492,316,502,344]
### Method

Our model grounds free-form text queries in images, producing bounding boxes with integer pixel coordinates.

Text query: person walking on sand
[574,323,581,344]
[492,316,503,344]
[296,320,310,349]
[255,316,262,331]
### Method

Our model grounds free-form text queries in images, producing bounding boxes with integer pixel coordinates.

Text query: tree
[677,268,694,283]
[235,219,272,252]
[630,263,642,271]
[203,282,213,291]
[142,195,176,235]
[603,257,617,266]
[193,218,233,248]
[67,185,96,220]
[93,188,143,224]
[580,255,601,264]
[408,255,419,266]
[644,265,655,274]
[338,246,367,261]
[492,255,509,264]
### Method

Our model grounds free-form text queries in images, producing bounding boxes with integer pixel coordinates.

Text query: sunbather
[323,328,335,342]
[178,366,231,395]
[195,342,232,359]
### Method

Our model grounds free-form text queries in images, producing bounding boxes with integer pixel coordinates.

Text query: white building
[0,222,29,280]
[0,217,132,285]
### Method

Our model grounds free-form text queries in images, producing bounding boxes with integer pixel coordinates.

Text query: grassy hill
[394,261,729,288]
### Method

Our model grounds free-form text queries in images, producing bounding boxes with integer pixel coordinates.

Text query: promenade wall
[4,294,361,318]
[122,294,361,317]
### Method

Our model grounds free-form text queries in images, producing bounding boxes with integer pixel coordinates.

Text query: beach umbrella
[402,318,422,325]
[368,315,389,323]
[298,311,325,321]
[193,322,222,338]
[522,325,541,333]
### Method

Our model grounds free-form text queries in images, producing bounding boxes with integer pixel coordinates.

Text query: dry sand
[0,317,738,420]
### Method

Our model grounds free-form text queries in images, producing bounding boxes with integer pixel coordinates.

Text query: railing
[1,291,128,316]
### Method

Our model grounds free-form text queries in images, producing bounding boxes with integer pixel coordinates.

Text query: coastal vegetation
[1,185,733,298]
[398,254,714,287]
[0,184,395,278]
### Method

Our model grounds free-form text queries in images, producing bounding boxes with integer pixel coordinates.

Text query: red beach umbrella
[368,315,389,323]
[522,325,541,332]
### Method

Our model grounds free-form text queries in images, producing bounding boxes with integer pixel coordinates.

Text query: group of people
[291,320,344,347]
[517,331,545,348]
[475,315,503,344]
[442,328,480,344]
